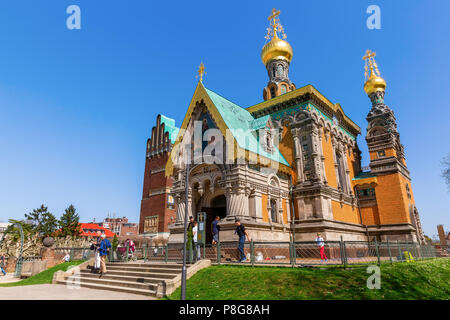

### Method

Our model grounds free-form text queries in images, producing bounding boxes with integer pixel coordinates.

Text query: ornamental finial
[197,62,206,82]
[265,8,287,41]
[362,49,381,81]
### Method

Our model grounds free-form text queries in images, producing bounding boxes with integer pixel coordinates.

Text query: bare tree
[442,154,450,191]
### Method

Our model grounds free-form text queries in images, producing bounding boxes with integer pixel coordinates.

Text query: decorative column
[175,194,186,223]
[342,144,353,195]
[292,129,304,183]
[318,127,327,184]
[331,135,341,190]
[311,125,322,182]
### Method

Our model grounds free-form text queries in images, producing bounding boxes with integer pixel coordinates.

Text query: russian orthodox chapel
[140,9,425,244]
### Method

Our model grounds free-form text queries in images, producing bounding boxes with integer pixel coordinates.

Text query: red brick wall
[139,152,176,234]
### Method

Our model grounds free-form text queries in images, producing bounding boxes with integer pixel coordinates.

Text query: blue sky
[0,1,448,238]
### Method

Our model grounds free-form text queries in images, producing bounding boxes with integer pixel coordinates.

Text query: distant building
[79,223,115,238]
[98,217,139,237]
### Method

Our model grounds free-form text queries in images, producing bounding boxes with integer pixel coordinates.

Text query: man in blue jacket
[99,234,111,276]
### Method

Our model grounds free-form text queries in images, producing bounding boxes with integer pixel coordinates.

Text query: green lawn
[166,258,450,300]
[0,260,84,287]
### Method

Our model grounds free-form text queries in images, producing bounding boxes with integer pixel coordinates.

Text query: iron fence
[133,239,439,267]
[54,247,92,261]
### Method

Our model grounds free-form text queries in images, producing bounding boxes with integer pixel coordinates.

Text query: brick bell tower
[261,8,296,101]
[139,114,178,238]
[362,50,425,243]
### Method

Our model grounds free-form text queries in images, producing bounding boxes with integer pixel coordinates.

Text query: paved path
[0,274,21,284]
[0,284,155,300]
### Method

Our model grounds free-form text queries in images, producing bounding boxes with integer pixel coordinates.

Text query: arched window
[280,84,287,94]
[336,152,348,193]
[270,86,276,98]
[270,199,278,223]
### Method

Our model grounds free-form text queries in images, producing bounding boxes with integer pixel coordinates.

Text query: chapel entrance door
[201,194,227,244]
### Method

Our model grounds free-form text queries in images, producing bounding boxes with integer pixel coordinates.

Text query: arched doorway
[202,194,227,244]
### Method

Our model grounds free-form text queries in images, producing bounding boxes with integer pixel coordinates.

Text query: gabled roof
[165,82,290,176]
[204,87,289,166]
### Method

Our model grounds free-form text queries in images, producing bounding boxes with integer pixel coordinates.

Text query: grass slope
[0,260,84,287]
[167,259,450,300]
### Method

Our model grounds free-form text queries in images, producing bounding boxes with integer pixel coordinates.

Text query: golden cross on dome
[362,49,380,80]
[197,62,206,82]
[265,8,287,40]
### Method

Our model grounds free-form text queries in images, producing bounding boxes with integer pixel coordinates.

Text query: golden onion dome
[261,36,293,65]
[363,74,386,95]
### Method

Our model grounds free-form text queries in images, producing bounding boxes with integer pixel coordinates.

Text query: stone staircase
[56,262,183,297]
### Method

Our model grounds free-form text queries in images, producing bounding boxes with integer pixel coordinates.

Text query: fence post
[339,236,346,268]
[386,240,393,264]
[126,243,130,262]
[413,242,419,260]
[70,247,74,261]
[217,239,221,265]
[374,238,381,266]
[165,244,169,263]
[203,242,206,260]
[14,257,22,277]
[143,244,147,263]
[250,240,255,266]
[289,240,295,267]
[397,240,402,262]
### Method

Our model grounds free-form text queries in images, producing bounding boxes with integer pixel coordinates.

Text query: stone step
[81,269,178,279]
[69,275,159,291]
[106,266,182,273]
[79,272,170,284]
[106,262,182,269]
[56,280,155,297]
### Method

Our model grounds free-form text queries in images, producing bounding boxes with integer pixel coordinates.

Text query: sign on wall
[144,215,159,234]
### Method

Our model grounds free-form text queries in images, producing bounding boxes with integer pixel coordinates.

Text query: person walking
[235,219,251,262]
[0,253,6,276]
[192,221,201,262]
[98,234,111,277]
[89,231,102,273]
[315,233,328,263]
[211,216,220,245]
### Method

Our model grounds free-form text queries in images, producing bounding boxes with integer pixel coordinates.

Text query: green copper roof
[204,87,289,166]
[160,114,179,144]
[250,115,271,130]
[352,171,375,180]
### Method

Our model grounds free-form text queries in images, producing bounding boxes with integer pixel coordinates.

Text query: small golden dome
[261,36,293,65]
[364,74,386,95]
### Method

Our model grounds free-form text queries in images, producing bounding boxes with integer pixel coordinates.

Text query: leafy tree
[40,212,58,237]
[112,234,118,251]
[58,204,81,238]
[3,219,34,242]
[442,154,450,191]
[24,204,57,237]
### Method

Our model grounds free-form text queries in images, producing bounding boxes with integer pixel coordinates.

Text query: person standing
[0,253,6,276]
[192,221,201,262]
[99,234,111,276]
[90,231,102,273]
[186,216,195,262]
[235,219,251,262]
[315,233,328,263]
[211,216,220,245]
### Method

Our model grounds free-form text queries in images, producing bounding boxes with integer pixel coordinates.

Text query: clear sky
[0,1,448,238]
